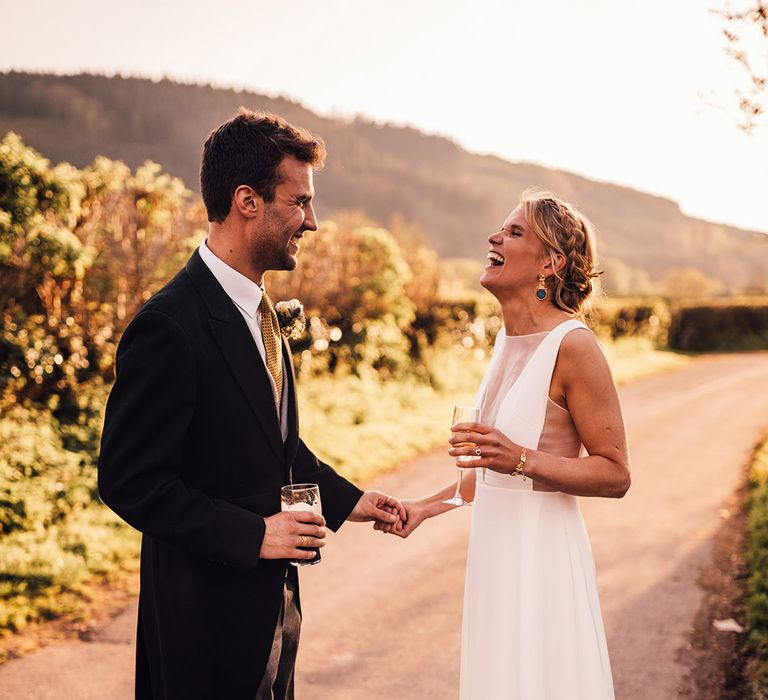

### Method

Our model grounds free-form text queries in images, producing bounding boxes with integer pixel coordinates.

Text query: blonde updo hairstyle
[521,189,601,315]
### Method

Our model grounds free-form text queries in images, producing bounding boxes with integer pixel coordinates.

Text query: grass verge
[603,336,691,384]
[746,436,768,696]
[299,347,486,482]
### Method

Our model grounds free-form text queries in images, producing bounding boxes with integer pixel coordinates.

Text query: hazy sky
[2,0,767,232]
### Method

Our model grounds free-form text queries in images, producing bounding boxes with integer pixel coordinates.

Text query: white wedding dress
[460,319,614,699]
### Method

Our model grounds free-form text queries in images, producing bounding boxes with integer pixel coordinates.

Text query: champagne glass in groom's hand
[444,404,480,506]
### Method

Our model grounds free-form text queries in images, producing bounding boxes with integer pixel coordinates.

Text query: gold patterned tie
[259,290,283,403]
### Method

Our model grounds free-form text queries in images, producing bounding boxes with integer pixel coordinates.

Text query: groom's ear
[232,185,262,219]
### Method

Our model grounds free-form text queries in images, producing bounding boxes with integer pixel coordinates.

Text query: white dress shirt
[198,240,288,440]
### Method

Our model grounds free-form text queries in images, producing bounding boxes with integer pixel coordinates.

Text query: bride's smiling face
[480,205,550,299]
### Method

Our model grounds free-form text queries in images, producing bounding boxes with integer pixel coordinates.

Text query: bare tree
[714,1,768,131]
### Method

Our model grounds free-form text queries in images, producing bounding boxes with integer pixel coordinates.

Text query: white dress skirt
[459,320,615,700]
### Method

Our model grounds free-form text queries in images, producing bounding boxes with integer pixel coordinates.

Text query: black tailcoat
[98,251,363,699]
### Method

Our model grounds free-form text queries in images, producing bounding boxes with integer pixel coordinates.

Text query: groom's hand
[348,491,406,525]
[260,511,326,561]
[374,499,425,538]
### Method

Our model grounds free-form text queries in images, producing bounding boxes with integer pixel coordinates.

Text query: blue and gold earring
[536,274,547,300]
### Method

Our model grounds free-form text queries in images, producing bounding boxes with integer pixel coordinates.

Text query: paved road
[1,352,768,699]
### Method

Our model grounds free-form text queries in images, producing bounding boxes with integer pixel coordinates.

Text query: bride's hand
[374,499,428,538]
[449,421,524,475]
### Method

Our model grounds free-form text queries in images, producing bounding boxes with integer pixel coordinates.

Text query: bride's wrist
[423,494,450,517]
[513,446,536,479]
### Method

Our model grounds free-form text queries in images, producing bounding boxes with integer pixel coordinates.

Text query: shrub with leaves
[0,387,139,634]
[0,133,201,408]
[588,298,671,346]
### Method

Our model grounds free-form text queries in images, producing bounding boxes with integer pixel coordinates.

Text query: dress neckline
[505,330,549,339]
[504,318,574,339]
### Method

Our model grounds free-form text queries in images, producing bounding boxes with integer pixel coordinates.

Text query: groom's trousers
[255,576,301,700]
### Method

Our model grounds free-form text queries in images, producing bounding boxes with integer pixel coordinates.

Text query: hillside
[1,71,766,287]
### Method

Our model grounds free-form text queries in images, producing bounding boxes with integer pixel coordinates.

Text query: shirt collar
[198,238,263,318]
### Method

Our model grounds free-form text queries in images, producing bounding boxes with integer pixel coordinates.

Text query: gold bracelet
[511,447,527,481]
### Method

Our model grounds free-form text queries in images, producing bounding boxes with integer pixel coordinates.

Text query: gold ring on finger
[299,535,309,548]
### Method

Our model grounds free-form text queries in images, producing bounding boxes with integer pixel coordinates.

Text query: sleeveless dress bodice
[460,320,615,700]
[480,332,582,461]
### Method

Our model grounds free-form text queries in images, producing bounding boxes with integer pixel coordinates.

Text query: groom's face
[252,155,318,272]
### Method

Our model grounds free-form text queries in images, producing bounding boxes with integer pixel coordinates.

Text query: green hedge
[668,304,768,352]
[587,298,671,346]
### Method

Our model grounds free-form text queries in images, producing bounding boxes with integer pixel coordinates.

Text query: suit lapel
[186,251,284,462]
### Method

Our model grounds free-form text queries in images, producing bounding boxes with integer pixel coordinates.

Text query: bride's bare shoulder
[562,325,602,353]
[558,327,612,384]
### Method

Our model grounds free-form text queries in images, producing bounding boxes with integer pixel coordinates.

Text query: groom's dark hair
[200,108,326,223]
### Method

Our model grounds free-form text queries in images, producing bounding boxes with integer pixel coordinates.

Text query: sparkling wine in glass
[280,483,322,566]
[444,404,480,506]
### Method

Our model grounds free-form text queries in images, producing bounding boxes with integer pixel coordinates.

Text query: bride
[379,189,630,699]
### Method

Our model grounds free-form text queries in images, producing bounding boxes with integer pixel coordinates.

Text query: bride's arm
[450,330,630,498]
[375,470,476,537]
[529,330,630,497]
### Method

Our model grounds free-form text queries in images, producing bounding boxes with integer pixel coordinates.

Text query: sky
[2,0,767,233]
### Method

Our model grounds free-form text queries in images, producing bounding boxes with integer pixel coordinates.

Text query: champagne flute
[280,483,322,566]
[444,404,480,506]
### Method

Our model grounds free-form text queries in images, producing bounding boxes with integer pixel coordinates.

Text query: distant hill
[1,71,766,289]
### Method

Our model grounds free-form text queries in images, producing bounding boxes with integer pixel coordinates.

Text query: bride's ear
[544,253,566,275]
[233,185,261,219]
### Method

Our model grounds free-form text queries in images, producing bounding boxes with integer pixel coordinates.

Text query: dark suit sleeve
[292,439,363,532]
[98,309,266,569]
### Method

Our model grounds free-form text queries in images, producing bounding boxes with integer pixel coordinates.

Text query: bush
[0,382,138,635]
[587,298,671,346]
[269,218,501,380]
[668,303,768,351]
[0,133,202,406]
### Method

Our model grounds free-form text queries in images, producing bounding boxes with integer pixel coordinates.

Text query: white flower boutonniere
[274,299,306,340]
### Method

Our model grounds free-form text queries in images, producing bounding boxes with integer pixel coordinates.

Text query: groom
[98,109,405,699]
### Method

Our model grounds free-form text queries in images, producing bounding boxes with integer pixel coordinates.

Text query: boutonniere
[274,299,306,340]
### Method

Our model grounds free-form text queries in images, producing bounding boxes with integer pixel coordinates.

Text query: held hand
[372,503,405,534]
[260,510,326,561]
[449,421,524,475]
[374,499,428,539]
[349,490,407,525]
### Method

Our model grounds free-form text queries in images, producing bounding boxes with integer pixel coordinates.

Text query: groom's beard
[253,216,302,272]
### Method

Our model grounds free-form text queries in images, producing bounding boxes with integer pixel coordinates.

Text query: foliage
[0,383,139,635]
[268,216,414,376]
[588,297,672,346]
[746,437,768,696]
[0,133,202,410]
[268,211,495,379]
[0,136,197,636]
[715,1,768,132]
[668,302,768,351]
[439,258,486,299]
